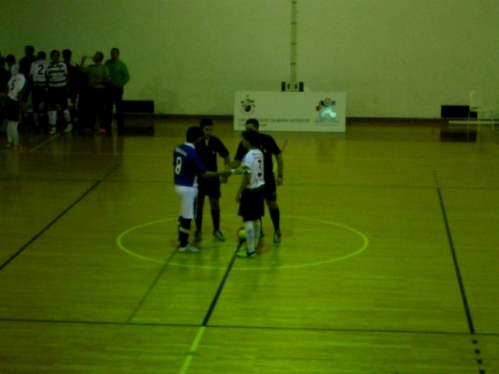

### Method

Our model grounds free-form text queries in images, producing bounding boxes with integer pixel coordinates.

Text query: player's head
[37,51,46,60]
[111,48,120,60]
[50,50,60,63]
[186,126,204,144]
[62,49,72,62]
[199,118,213,138]
[245,118,260,132]
[25,45,35,56]
[93,52,104,63]
[6,54,16,66]
[241,130,260,149]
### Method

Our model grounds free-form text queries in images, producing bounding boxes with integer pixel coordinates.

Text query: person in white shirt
[4,72,27,147]
[29,51,48,130]
[46,50,72,135]
[235,130,265,258]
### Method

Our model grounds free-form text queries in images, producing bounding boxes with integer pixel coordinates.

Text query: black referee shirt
[235,133,281,177]
[195,136,229,171]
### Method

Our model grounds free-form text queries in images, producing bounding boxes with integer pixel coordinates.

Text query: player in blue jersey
[174,126,232,253]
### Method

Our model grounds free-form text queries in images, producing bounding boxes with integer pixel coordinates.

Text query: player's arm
[200,170,231,178]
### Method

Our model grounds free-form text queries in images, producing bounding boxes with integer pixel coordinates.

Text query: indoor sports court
[1,119,499,373]
[1,1,498,373]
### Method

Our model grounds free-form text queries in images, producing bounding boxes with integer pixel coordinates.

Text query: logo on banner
[316,97,337,122]
[240,95,256,114]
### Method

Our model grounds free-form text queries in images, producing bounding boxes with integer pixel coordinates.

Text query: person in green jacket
[104,47,130,134]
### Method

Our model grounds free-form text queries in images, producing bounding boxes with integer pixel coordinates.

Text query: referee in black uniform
[231,118,284,244]
[194,118,231,242]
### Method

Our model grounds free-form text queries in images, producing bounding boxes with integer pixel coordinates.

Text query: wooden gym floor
[1,117,499,373]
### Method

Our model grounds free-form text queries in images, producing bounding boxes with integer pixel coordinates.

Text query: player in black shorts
[194,119,231,242]
[231,118,284,244]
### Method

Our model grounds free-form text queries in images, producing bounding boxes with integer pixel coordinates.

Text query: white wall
[1,0,498,117]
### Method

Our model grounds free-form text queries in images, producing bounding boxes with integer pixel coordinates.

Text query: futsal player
[235,130,265,258]
[194,118,231,242]
[29,51,48,131]
[4,71,27,148]
[174,126,232,253]
[231,118,284,243]
[46,50,73,134]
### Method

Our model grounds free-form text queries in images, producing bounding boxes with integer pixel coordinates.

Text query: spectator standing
[80,52,111,134]
[104,48,130,134]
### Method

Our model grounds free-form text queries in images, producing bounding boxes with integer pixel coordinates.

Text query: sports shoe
[64,123,73,133]
[273,231,282,244]
[179,244,200,253]
[237,249,256,258]
[194,231,202,242]
[213,230,226,242]
[49,127,58,135]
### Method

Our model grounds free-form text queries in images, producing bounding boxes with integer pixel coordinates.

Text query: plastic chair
[468,90,494,133]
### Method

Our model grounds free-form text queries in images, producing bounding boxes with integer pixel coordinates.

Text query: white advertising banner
[234,91,346,132]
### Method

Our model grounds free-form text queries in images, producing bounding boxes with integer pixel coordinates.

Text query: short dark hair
[199,118,213,129]
[242,130,260,147]
[6,54,16,65]
[37,51,46,59]
[62,49,72,58]
[186,126,204,143]
[245,118,260,129]
[25,45,35,54]
[111,48,120,54]
[95,52,104,61]
[50,50,60,58]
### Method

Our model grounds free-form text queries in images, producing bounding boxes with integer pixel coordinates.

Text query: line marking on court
[116,215,369,270]
[433,169,475,334]
[179,326,206,374]
[0,163,120,271]
[29,134,60,153]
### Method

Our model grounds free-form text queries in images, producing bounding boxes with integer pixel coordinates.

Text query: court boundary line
[0,163,121,272]
[0,318,497,337]
[433,170,475,334]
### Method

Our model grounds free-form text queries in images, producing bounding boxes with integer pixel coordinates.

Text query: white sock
[244,221,255,253]
[48,111,57,126]
[253,220,261,247]
[63,109,71,123]
[7,121,19,145]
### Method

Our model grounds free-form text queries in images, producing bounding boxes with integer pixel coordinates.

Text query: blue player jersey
[173,143,207,187]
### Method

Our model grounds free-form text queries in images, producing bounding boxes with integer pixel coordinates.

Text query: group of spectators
[0,45,130,147]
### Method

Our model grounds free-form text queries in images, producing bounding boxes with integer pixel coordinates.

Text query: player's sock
[270,208,280,232]
[211,209,220,232]
[244,221,255,253]
[253,220,261,248]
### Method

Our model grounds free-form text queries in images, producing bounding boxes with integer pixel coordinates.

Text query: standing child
[235,130,265,258]
[5,72,26,148]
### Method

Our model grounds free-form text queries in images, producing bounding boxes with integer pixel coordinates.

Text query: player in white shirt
[46,50,73,135]
[5,73,27,147]
[29,51,48,130]
[235,130,265,258]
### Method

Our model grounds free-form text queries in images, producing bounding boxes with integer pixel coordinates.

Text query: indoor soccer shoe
[194,231,202,242]
[273,231,282,244]
[237,249,256,258]
[213,230,226,242]
[179,244,200,253]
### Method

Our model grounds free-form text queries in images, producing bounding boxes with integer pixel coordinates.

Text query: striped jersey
[7,74,27,101]
[30,60,49,86]
[173,143,207,188]
[242,148,265,189]
[46,62,68,88]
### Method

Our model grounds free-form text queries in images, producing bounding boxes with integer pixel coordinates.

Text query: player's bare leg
[266,199,281,243]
